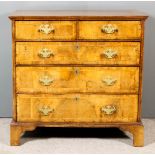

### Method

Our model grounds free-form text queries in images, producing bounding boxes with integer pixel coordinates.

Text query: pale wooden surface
[15,21,141,40]
[10,123,36,146]
[17,94,138,123]
[10,11,147,146]
[79,21,141,39]
[16,67,139,93]
[15,21,76,40]
[16,42,140,65]
[120,125,144,147]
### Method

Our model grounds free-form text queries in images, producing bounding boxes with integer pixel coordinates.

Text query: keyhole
[24,46,28,52]
[74,96,80,102]
[75,69,80,75]
[75,43,80,51]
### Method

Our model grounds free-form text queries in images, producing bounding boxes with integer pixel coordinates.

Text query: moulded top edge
[9,10,148,20]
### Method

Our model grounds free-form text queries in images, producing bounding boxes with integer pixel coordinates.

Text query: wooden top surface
[9,10,148,20]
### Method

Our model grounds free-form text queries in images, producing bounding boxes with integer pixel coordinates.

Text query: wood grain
[10,120,143,146]
[10,121,36,146]
[10,10,147,146]
[12,20,17,121]
[15,21,76,40]
[138,20,145,121]
[16,42,140,65]
[16,67,139,94]
[17,94,138,123]
[79,21,141,39]
[120,124,144,147]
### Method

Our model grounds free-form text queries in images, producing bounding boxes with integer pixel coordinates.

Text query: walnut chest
[9,10,148,146]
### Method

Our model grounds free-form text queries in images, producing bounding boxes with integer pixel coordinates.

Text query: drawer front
[15,21,76,40]
[79,21,141,39]
[16,42,140,65]
[16,67,139,93]
[17,94,138,123]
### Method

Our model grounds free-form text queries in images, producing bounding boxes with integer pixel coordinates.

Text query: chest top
[9,10,148,42]
[9,10,148,20]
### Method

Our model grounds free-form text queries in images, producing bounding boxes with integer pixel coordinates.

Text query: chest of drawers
[9,10,148,146]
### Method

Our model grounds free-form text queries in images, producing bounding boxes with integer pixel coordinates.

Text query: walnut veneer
[9,10,148,146]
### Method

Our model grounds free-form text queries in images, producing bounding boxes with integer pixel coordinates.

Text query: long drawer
[17,94,138,123]
[15,21,76,40]
[16,67,139,93]
[79,21,141,40]
[16,42,140,65]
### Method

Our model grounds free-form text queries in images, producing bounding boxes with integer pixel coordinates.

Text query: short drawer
[79,21,141,40]
[16,67,139,93]
[16,42,140,65]
[15,21,76,40]
[17,94,138,123]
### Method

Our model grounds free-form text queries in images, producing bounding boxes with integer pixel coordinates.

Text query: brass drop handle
[39,105,54,116]
[38,24,55,35]
[102,49,117,59]
[39,76,54,86]
[101,105,116,115]
[38,48,54,58]
[101,24,118,34]
[102,76,117,86]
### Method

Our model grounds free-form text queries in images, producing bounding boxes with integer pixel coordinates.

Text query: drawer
[16,67,139,93]
[17,94,138,123]
[15,21,76,40]
[79,21,141,40]
[16,42,140,65]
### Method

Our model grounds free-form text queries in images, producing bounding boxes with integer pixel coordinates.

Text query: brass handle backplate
[38,24,55,35]
[101,105,116,115]
[101,24,118,34]
[38,48,54,58]
[103,49,117,59]
[102,76,117,86]
[39,105,54,116]
[39,76,54,86]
